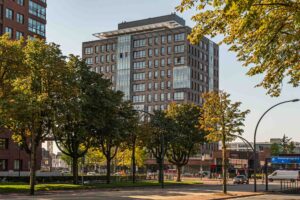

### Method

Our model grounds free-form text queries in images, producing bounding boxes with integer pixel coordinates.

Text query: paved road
[235,194,300,200]
[0,182,295,200]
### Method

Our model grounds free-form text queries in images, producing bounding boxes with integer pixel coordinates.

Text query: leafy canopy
[177,0,300,96]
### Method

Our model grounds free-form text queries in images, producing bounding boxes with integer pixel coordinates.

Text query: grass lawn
[0,180,202,194]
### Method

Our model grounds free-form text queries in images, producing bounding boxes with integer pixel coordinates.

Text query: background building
[82,14,219,112]
[0,0,46,173]
[0,0,46,39]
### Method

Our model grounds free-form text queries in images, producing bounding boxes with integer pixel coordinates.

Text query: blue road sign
[271,156,300,164]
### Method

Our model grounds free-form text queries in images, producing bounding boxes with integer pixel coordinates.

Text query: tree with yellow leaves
[201,91,250,194]
[177,0,300,96]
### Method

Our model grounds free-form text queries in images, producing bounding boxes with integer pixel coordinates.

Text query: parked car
[268,170,300,182]
[87,172,97,176]
[233,175,249,184]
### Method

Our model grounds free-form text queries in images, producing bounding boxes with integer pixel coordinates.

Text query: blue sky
[47,0,300,143]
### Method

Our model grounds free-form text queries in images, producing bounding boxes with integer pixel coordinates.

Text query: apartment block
[0,0,46,39]
[83,14,219,112]
[0,0,46,173]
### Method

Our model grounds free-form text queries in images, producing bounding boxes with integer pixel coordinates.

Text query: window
[154,48,159,56]
[154,36,159,44]
[161,35,166,43]
[154,60,159,68]
[106,55,110,62]
[100,56,104,63]
[29,0,46,20]
[85,47,93,55]
[174,33,185,41]
[174,45,185,53]
[133,61,146,69]
[16,0,24,5]
[154,82,158,90]
[167,70,171,77]
[148,71,152,79]
[161,82,165,89]
[6,8,13,20]
[5,27,13,38]
[148,49,153,57]
[161,70,165,77]
[28,18,46,36]
[174,57,185,65]
[106,44,111,51]
[148,37,153,45]
[167,81,171,88]
[133,95,145,103]
[167,46,172,54]
[148,94,152,102]
[167,58,172,65]
[134,39,146,47]
[133,73,145,81]
[154,94,158,101]
[167,93,171,100]
[148,82,152,90]
[0,139,8,150]
[0,160,7,171]
[154,71,158,78]
[112,44,116,51]
[161,93,165,101]
[16,31,24,40]
[174,92,184,100]
[16,13,24,24]
[161,59,165,67]
[85,58,93,65]
[167,35,172,43]
[14,160,22,171]
[101,45,105,52]
[161,47,165,55]
[133,50,146,59]
[133,84,145,92]
[148,60,153,68]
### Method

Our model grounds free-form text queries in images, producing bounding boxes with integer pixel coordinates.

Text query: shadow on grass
[0,181,203,194]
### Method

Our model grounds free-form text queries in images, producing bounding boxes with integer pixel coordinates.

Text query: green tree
[270,143,281,156]
[177,0,300,96]
[201,91,250,194]
[280,134,292,154]
[53,55,111,184]
[140,111,173,184]
[1,38,66,195]
[165,103,205,182]
[93,98,134,184]
[288,141,296,154]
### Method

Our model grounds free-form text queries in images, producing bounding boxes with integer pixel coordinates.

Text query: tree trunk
[72,157,78,184]
[29,141,36,195]
[158,158,163,183]
[222,137,227,194]
[132,142,136,184]
[106,158,111,184]
[176,166,182,182]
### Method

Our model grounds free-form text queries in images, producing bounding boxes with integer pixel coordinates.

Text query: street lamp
[253,99,300,192]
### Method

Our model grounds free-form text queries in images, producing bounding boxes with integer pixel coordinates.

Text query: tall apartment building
[0,0,46,173]
[0,0,46,39]
[82,14,219,113]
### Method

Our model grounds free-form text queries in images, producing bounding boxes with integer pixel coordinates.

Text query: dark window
[0,139,8,150]
[16,13,24,24]
[0,160,7,171]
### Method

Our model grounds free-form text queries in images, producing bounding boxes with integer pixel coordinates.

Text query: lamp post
[253,99,299,192]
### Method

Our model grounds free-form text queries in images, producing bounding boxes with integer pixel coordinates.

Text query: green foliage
[270,143,281,156]
[201,91,249,193]
[165,103,205,182]
[177,0,300,96]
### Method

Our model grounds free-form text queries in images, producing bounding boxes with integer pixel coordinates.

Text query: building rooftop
[93,14,186,39]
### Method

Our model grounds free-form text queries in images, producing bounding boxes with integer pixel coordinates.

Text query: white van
[268,170,300,181]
